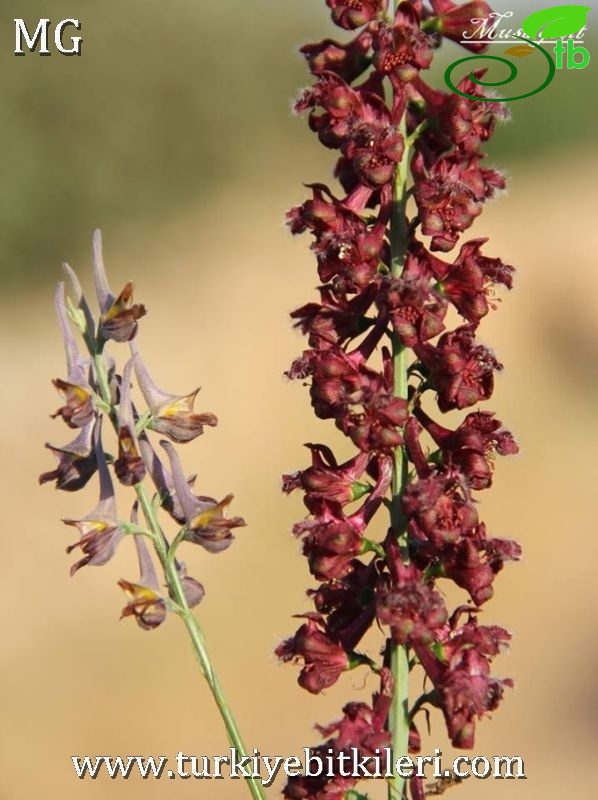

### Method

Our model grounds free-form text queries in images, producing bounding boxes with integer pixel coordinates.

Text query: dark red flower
[414,406,518,489]
[411,72,510,166]
[276,614,351,694]
[377,575,448,645]
[376,249,448,346]
[316,689,392,755]
[412,154,482,252]
[436,615,513,747]
[310,560,379,651]
[402,470,478,548]
[282,747,356,799]
[439,525,521,605]
[326,0,387,31]
[295,72,363,149]
[343,114,405,188]
[415,324,502,411]
[373,4,433,86]
[298,510,364,580]
[283,669,392,797]
[283,444,372,506]
[293,456,391,579]
[428,238,514,323]
[428,1,494,53]
[300,31,372,82]
[410,610,513,748]
[287,184,386,291]
[290,283,378,349]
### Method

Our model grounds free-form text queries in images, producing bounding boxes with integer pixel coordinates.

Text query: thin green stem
[135,485,267,800]
[388,113,412,800]
[90,343,266,800]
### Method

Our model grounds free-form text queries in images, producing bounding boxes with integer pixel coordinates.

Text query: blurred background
[1,1,596,799]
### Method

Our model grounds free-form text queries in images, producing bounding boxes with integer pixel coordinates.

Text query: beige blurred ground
[2,148,598,800]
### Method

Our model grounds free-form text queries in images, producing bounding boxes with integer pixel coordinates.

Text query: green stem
[388,113,412,800]
[91,346,266,800]
[135,485,267,800]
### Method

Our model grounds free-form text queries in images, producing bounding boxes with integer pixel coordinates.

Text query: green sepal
[430,641,447,663]
[351,481,372,501]
[360,537,385,558]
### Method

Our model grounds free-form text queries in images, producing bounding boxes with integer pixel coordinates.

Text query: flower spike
[42,230,259,799]
[280,3,519,797]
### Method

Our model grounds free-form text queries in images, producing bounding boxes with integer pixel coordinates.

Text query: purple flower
[161,440,245,553]
[63,422,125,575]
[92,230,146,343]
[113,357,146,486]
[39,420,97,491]
[132,343,217,443]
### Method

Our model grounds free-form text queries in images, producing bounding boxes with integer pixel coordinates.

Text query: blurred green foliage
[0,0,594,289]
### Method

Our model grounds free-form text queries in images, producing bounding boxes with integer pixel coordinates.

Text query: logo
[445,4,591,101]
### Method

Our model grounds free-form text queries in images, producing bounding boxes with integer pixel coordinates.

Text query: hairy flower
[326,0,387,31]
[403,470,478,548]
[300,31,372,83]
[310,560,379,651]
[377,577,448,645]
[415,324,502,411]
[418,611,513,748]
[288,183,386,291]
[412,153,505,252]
[283,444,372,506]
[372,4,433,85]
[414,406,518,489]
[276,614,352,694]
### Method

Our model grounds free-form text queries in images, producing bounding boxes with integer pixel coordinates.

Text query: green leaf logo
[521,5,591,39]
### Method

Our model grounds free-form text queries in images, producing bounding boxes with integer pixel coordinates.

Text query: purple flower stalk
[279,2,520,798]
[41,232,266,800]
